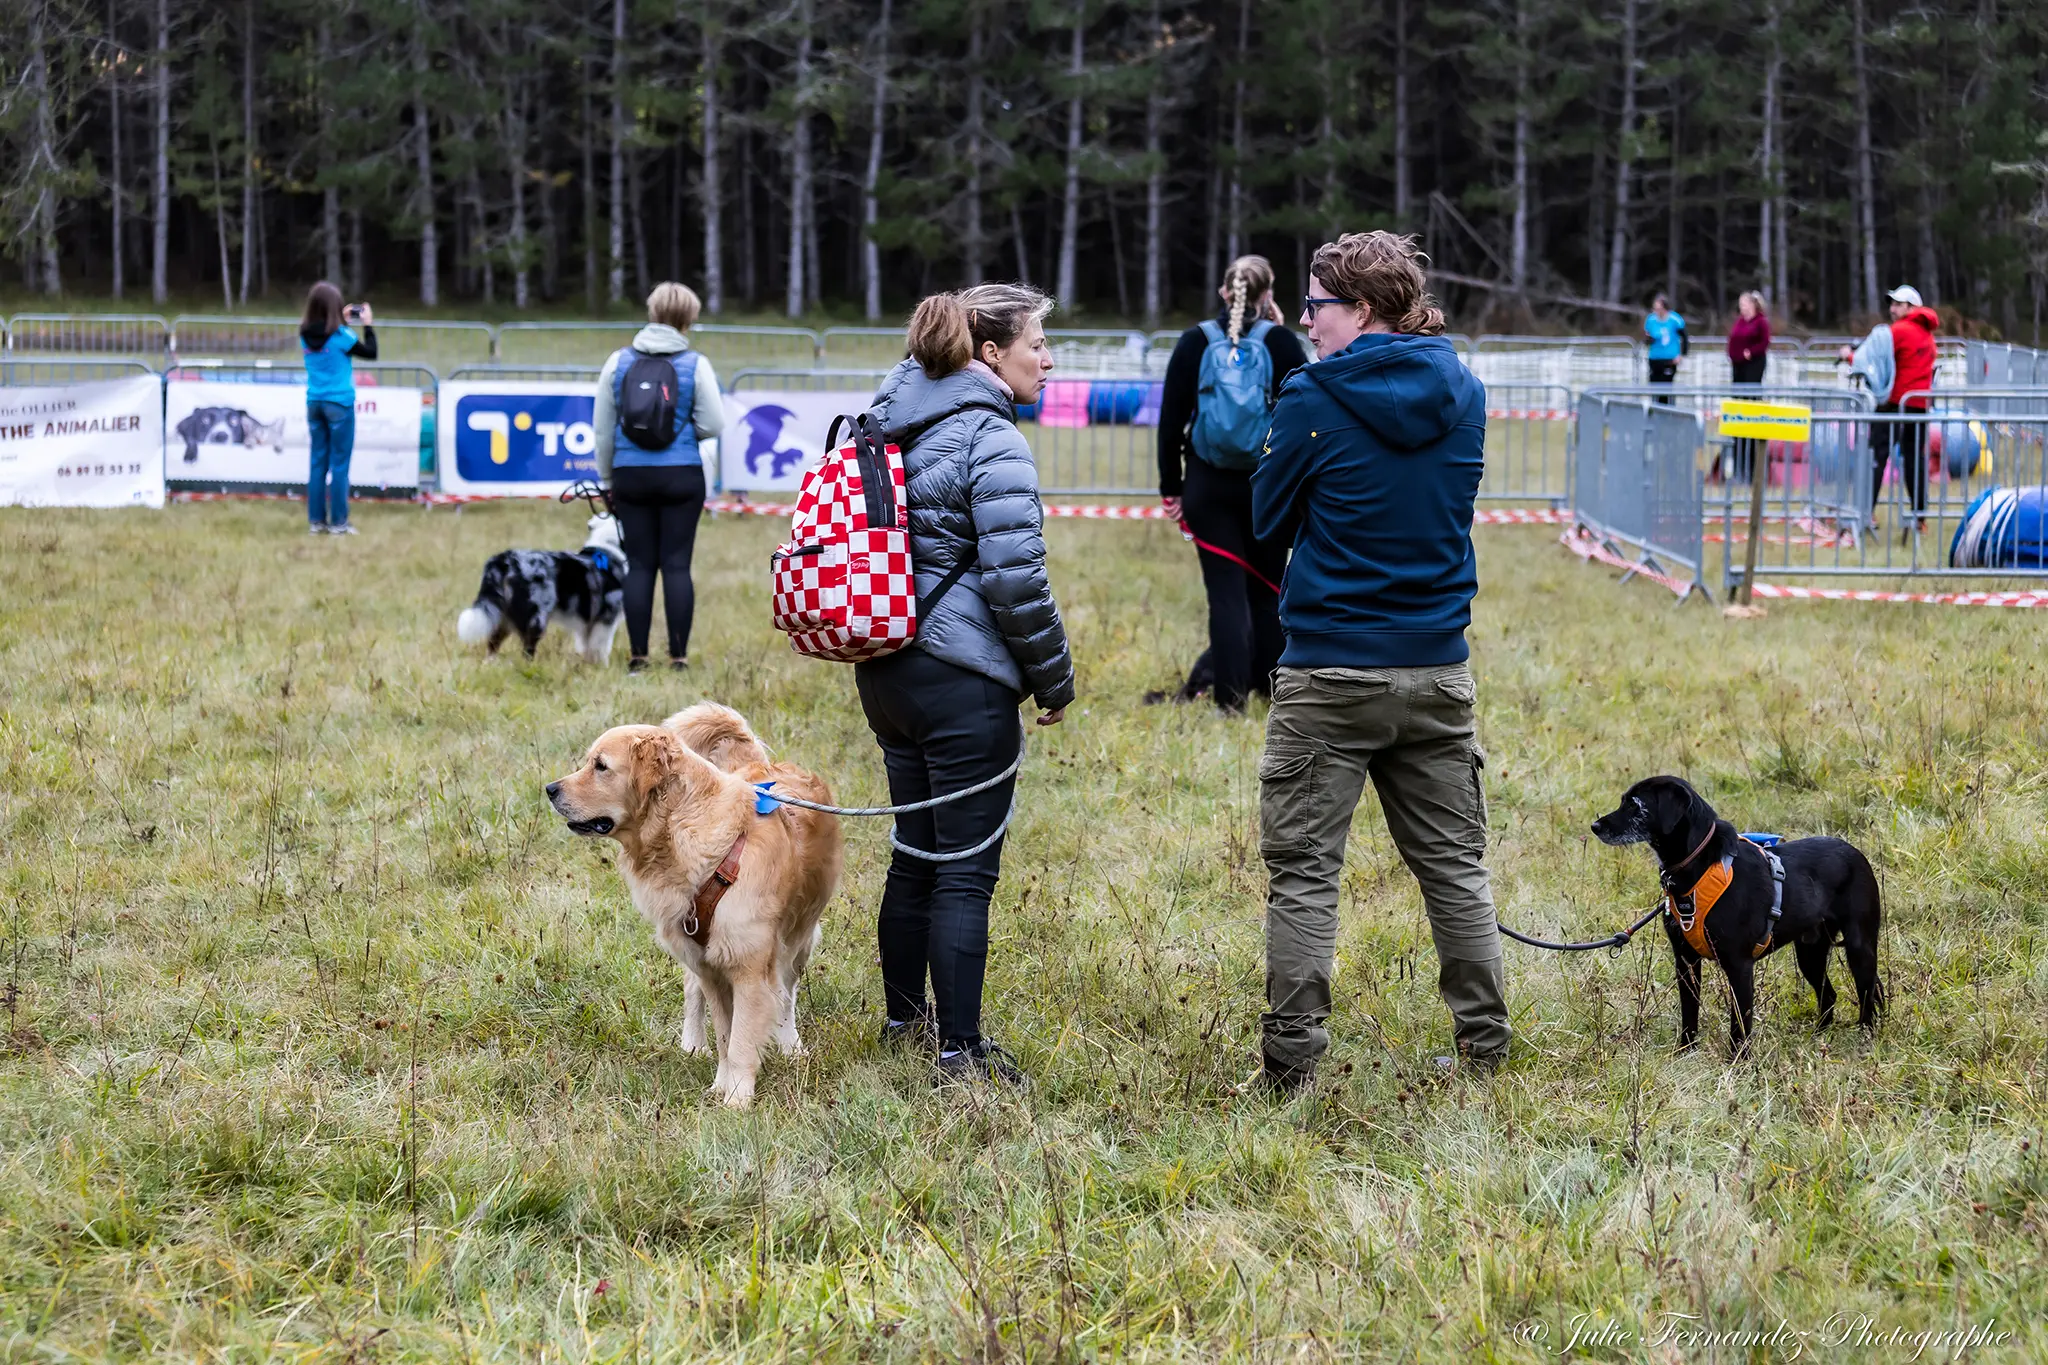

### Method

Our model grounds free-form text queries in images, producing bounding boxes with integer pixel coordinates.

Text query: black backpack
[618,350,686,451]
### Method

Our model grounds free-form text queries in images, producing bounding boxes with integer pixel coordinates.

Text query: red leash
[1180,520,1283,596]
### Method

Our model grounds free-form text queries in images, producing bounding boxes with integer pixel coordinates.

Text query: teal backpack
[1191,318,1277,470]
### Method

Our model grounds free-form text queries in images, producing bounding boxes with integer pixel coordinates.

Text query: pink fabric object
[1036,379,1093,428]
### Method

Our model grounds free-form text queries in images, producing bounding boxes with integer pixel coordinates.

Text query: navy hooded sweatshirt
[1251,332,1485,669]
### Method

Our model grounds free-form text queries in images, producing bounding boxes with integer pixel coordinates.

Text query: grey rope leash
[761,721,1026,864]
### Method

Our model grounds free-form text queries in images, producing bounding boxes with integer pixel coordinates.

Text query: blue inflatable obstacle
[1951,486,2048,568]
[1929,418,1989,479]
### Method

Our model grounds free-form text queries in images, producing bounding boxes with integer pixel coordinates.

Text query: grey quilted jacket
[867,358,1076,711]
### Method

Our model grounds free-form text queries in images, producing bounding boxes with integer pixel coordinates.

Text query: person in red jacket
[1841,285,1940,534]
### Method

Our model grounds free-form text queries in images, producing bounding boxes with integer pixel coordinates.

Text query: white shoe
[329,523,359,536]
[308,524,328,535]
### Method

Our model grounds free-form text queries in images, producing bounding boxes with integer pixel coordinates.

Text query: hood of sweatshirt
[1895,306,1940,338]
[1297,333,1480,452]
[630,323,691,354]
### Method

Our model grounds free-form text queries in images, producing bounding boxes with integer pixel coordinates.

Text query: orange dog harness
[1664,838,1785,961]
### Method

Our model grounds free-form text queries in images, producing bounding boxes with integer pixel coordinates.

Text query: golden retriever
[547,703,842,1107]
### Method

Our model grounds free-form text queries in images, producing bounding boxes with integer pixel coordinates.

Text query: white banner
[165,378,421,489]
[0,376,165,508]
[720,390,855,491]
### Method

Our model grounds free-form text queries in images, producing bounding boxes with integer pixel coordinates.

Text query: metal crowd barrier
[1717,401,2048,588]
[0,356,160,383]
[1965,340,2048,389]
[169,315,494,374]
[495,320,820,374]
[7,313,172,360]
[1572,394,1710,599]
[1478,383,1575,505]
[1470,335,1640,393]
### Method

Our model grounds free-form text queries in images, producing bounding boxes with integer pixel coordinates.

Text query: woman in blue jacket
[298,282,376,534]
[1249,231,1510,1093]
[593,282,728,672]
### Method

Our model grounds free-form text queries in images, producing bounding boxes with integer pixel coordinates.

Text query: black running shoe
[879,1012,936,1051]
[934,1040,1029,1088]
[627,657,649,674]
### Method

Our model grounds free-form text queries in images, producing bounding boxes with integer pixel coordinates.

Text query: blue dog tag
[754,782,782,816]
[590,551,611,572]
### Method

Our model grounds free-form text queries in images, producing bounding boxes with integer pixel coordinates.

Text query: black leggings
[1182,455,1286,710]
[1869,406,1928,517]
[853,648,1022,1048]
[611,464,706,660]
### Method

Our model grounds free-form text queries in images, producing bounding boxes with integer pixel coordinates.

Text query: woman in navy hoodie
[1249,231,1509,1093]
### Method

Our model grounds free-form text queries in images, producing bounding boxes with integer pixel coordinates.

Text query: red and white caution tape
[1558,528,1699,598]
[1748,583,2048,609]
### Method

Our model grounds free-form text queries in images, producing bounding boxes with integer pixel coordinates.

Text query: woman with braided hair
[1154,255,1309,713]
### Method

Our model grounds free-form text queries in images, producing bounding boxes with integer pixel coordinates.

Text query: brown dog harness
[682,833,747,944]
[1664,832,1786,962]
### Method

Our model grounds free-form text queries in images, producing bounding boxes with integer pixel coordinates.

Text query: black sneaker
[1238,1055,1315,1097]
[934,1040,1028,1088]
[627,657,649,674]
[670,657,690,671]
[879,1013,936,1051]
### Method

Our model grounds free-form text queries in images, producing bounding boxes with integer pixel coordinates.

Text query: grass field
[4,500,2047,1362]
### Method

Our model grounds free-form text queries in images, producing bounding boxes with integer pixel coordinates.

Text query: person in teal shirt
[298,281,378,535]
[1643,294,1686,399]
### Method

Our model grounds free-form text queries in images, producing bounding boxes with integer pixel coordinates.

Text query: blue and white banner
[719,390,856,491]
[0,376,165,508]
[438,380,724,497]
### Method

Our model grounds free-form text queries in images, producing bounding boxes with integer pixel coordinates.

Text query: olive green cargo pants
[1258,664,1511,1071]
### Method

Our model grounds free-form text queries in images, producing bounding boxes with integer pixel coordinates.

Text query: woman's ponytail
[1218,254,1274,347]
[906,294,975,378]
[1399,301,1448,336]
[1227,270,1249,345]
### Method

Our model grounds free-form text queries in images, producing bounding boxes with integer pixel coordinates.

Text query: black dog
[455,512,627,662]
[1592,775,1884,1054]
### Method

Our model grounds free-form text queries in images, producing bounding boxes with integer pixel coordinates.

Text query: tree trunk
[630,152,651,296]
[413,26,438,306]
[861,0,891,320]
[1850,0,1879,317]
[1203,158,1220,290]
[701,12,723,314]
[581,79,598,309]
[1758,0,1779,303]
[27,0,61,294]
[1056,9,1084,307]
[786,0,814,317]
[963,3,985,283]
[319,22,341,283]
[152,0,169,303]
[1917,181,1939,306]
[211,142,233,310]
[1011,202,1031,284]
[1604,0,1638,304]
[1226,0,1248,260]
[1142,0,1164,325]
[609,0,627,304]
[110,0,124,299]
[739,125,756,304]
[349,209,364,292]
[506,72,531,310]
[1666,80,1681,305]
[539,167,559,301]
[1392,0,1411,227]
[239,0,255,304]
[1510,0,1529,292]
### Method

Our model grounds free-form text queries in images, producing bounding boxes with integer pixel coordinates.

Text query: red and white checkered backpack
[770,411,970,662]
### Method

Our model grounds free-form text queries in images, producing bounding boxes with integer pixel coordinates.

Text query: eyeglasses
[1301,295,1355,317]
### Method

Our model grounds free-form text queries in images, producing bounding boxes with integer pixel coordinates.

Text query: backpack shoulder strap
[1244,318,1277,346]
[1197,320,1225,347]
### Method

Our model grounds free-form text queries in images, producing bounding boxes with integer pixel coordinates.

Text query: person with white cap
[1841,285,1940,535]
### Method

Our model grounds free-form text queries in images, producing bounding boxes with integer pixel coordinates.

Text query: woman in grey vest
[859,283,1076,1087]
[594,282,727,672]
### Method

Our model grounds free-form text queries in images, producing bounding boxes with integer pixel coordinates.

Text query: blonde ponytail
[907,295,974,377]
[1227,272,1249,345]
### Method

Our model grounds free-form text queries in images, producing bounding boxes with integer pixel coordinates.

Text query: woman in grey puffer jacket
[857,282,1075,1088]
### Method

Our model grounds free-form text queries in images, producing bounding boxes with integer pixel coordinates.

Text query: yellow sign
[1720,398,1812,442]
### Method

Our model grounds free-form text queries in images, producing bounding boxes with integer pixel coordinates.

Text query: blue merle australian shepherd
[456,511,628,663]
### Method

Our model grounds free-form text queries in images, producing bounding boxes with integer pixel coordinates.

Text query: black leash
[561,479,615,517]
[1497,904,1664,954]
